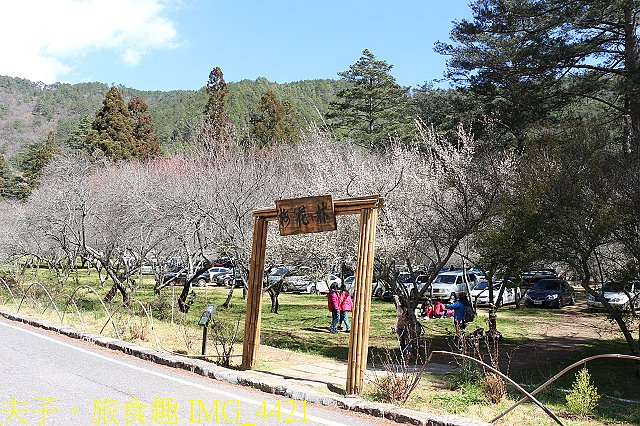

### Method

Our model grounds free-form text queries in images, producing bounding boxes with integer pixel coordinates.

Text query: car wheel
[557,297,563,309]
[197,278,207,287]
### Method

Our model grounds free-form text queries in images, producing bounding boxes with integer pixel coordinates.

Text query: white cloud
[0,0,178,83]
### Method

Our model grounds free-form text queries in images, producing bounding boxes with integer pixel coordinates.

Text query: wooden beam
[346,207,378,394]
[241,216,268,369]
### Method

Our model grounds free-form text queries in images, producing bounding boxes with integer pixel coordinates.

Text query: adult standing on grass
[337,284,352,332]
[327,283,341,333]
[446,292,471,332]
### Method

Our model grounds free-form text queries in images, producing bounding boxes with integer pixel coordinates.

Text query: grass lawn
[1,269,639,425]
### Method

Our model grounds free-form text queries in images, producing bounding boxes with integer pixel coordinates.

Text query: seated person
[419,300,434,318]
[432,300,446,318]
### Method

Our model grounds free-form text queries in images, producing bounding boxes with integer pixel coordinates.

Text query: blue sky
[2,0,473,91]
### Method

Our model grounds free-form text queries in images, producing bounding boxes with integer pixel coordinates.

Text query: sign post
[198,304,216,356]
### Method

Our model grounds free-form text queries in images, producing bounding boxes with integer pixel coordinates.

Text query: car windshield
[475,281,489,290]
[415,275,429,283]
[532,281,560,291]
[474,281,502,291]
[434,275,457,284]
[603,282,633,292]
[271,267,288,276]
[288,268,310,277]
[398,274,414,283]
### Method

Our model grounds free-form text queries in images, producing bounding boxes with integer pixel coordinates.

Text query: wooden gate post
[241,216,268,369]
[346,207,378,394]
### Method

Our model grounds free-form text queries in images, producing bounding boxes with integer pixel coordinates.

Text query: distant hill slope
[0,75,344,160]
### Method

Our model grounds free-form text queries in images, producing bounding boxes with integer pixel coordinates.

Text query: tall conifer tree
[85,86,136,160]
[328,49,410,149]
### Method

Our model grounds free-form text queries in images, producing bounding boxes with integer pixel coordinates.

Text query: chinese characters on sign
[275,196,337,236]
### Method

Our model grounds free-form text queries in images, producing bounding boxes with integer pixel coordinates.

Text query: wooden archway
[241,195,384,394]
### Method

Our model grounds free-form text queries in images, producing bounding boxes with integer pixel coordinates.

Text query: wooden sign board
[275,195,337,236]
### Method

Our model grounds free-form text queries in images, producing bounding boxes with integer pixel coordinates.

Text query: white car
[430,270,482,301]
[470,280,520,306]
[403,274,431,297]
[315,274,341,294]
[587,281,640,312]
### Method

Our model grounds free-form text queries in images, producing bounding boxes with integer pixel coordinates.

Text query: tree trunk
[103,283,118,302]
[267,288,279,313]
[221,284,236,308]
[624,1,640,156]
[394,296,423,358]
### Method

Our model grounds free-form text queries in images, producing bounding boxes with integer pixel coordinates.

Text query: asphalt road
[0,318,391,425]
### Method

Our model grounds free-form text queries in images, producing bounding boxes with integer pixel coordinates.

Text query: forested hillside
[0,75,344,159]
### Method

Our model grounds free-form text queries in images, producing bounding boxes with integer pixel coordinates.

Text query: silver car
[587,281,640,312]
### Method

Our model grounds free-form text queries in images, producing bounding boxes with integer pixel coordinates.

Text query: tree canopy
[202,66,233,145]
[249,90,301,147]
[85,87,160,161]
[328,49,411,149]
[85,86,137,160]
[436,0,640,154]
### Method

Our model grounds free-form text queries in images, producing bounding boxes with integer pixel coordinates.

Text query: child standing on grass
[327,283,341,333]
[338,284,352,332]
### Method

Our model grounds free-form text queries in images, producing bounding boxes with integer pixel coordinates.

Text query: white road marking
[0,319,346,426]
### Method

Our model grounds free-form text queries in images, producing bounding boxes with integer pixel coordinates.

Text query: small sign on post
[199,304,216,355]
[275,195,337,236]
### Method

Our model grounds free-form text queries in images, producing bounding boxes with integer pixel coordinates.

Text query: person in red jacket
[338,284,353,332]
[432,300,446,318]
[327,284,341,333]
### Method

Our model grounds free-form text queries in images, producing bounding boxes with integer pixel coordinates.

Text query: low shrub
[566,366,600,417]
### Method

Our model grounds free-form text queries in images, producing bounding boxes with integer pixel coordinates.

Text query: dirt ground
[493,299,629,372]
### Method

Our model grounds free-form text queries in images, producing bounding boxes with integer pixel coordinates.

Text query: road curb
[0,310,490,426]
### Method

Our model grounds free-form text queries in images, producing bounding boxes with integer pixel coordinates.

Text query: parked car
[520,269,558,286]
[470,280,520,307]
[403,274,432,298]
[587,281,640,312]
[282,267,316,293]
[524,279,575,308]
[430,271,482,301]
[315,274,341,294]
[162,268,186,286]
[194,267,230,287]
[139,263,156,275]
[344,276,355,293]
[215,268,246,287]
[267,266,290,286]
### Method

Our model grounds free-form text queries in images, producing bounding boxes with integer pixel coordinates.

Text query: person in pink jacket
[338,284,353,332]
[327,284,341,333]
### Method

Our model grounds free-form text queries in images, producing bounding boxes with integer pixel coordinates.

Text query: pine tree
[437,0,640,154]
[85,86,136,160]
[128,97,161,159]
[21,131,61,187]
[328,49,411,149]
[67,115,94,151]
[202,67,233,146]
[249,90,301,147]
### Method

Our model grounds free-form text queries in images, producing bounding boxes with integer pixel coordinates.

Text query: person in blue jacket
[446,292,470,331]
